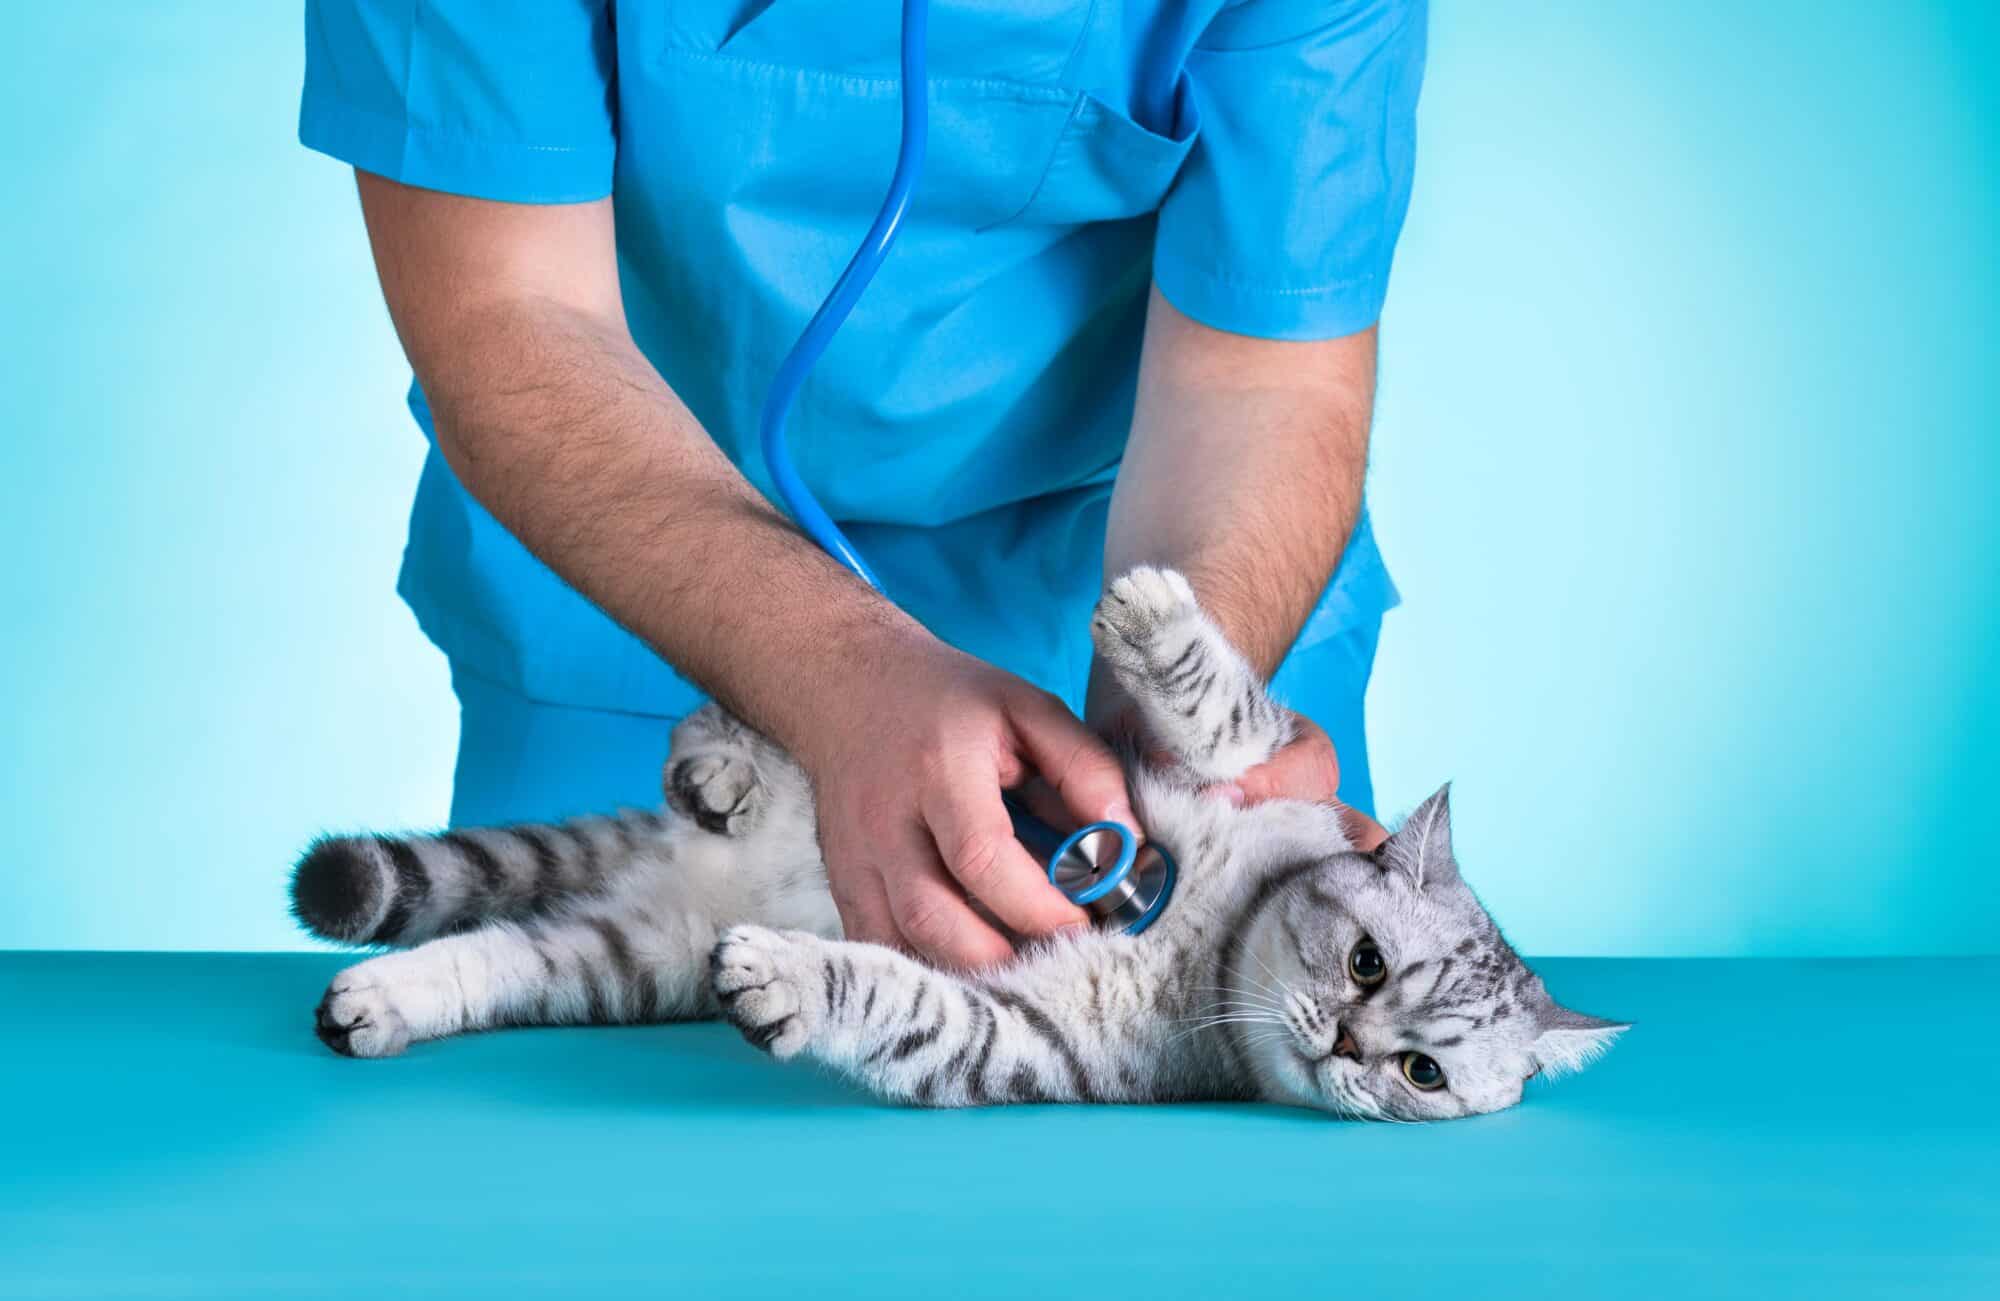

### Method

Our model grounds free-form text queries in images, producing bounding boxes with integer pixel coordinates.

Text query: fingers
[1233,715,1343,805]
[922,760,1089,942]
[825,858,899,949]
[829,822,1015,970]
[1222,713,1387,848]
[882,827,1016,970]
[1010,776,1075,836]
[1338,805,1391,852]
[1007,689,1137,830]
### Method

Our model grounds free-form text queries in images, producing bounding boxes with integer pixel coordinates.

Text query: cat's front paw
[710,926,825,1060]
[315,970,411,1058]
[1092,567,1203,673]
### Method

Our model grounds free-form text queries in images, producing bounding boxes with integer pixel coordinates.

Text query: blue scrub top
[301,0,1426,720]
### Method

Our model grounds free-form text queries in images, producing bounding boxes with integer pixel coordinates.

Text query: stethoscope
[754,0,1176,936]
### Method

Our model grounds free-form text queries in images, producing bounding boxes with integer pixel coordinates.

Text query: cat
[294,567,1626,1119]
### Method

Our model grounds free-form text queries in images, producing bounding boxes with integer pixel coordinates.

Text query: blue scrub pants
[447,621,1384,830]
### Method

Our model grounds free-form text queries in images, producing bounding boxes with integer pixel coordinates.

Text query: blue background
[2,2,1994,956]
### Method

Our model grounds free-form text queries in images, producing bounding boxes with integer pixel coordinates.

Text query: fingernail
[1105,803,1138,829]
[1205,783,1246,807]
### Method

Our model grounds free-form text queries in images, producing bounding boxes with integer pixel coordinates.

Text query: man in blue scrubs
[302,0,1425,969]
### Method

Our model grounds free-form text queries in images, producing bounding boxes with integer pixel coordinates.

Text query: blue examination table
[2,953,1994,1298]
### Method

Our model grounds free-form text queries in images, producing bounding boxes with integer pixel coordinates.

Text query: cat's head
[1233,785,1627,1120]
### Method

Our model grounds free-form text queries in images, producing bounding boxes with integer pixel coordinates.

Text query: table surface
[2,953,1995,1299]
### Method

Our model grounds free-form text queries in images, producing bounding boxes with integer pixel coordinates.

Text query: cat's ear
[1375,783,1458,891]
[1530,1004,1630,1080]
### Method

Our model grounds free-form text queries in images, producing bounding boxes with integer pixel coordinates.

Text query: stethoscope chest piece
[1048,822,1177,936]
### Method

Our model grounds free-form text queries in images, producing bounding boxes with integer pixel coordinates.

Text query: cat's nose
[1331,1023,1362,1062]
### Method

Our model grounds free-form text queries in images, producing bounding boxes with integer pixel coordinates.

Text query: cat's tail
[289,810,667,947]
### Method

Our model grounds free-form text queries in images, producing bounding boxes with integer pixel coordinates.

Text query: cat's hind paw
[315,971,411,1058]
[666,750,765,836]
[710,926,825,1060]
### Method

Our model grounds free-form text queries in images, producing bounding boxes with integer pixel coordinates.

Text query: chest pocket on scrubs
[983,86,1199,230]
[634,2,1197,236]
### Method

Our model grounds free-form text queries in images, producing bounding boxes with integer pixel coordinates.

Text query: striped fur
[1088,567,1294,782]
[292,813,664,946]
[302,568,1625,1119]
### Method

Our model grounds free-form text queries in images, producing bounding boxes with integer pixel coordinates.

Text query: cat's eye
[1401,1052,1446,1091]
[1347,939,1387,986]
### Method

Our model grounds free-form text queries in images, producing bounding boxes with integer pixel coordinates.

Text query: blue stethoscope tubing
[754,0,1173,935]
[754,0,931,591]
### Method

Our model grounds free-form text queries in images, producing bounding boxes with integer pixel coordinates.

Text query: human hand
[1212,714,1389,850]
[1086,674,1386,851]
[794,626,1137,970]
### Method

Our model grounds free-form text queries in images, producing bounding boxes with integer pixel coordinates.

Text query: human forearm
[1104,290,1376,678]
[354,173,912,758]
[420,297,918,751]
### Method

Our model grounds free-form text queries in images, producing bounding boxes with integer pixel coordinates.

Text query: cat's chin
[1243,1033,1331,1114]
[1237,1025,1387,1119]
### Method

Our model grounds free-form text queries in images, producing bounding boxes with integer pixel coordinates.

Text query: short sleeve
[300,0,617,204]
[1154,0,1427,340]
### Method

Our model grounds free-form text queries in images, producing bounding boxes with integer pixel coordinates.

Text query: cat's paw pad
[1092,567,1203,669]
[667,751,765,836]
[710,926,822,1059]
[315,973,410,1058]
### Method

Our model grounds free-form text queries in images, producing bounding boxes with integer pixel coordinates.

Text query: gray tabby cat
[295,568,1625,1119]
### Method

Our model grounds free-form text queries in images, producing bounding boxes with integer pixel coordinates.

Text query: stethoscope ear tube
[756,0,1174,935]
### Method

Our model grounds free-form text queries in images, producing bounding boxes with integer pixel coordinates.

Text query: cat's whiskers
[1166,1011,1285,1046]
[1173,997,1283,1022]
[1215,967,1292,1033]
[1322,1073,1378,1121]
[1171,1013,1283,1032]
[1188,982,1284,1011]
[1238,944,1296,1013]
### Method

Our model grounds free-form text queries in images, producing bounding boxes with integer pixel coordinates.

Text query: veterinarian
[303,0,1424,970]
